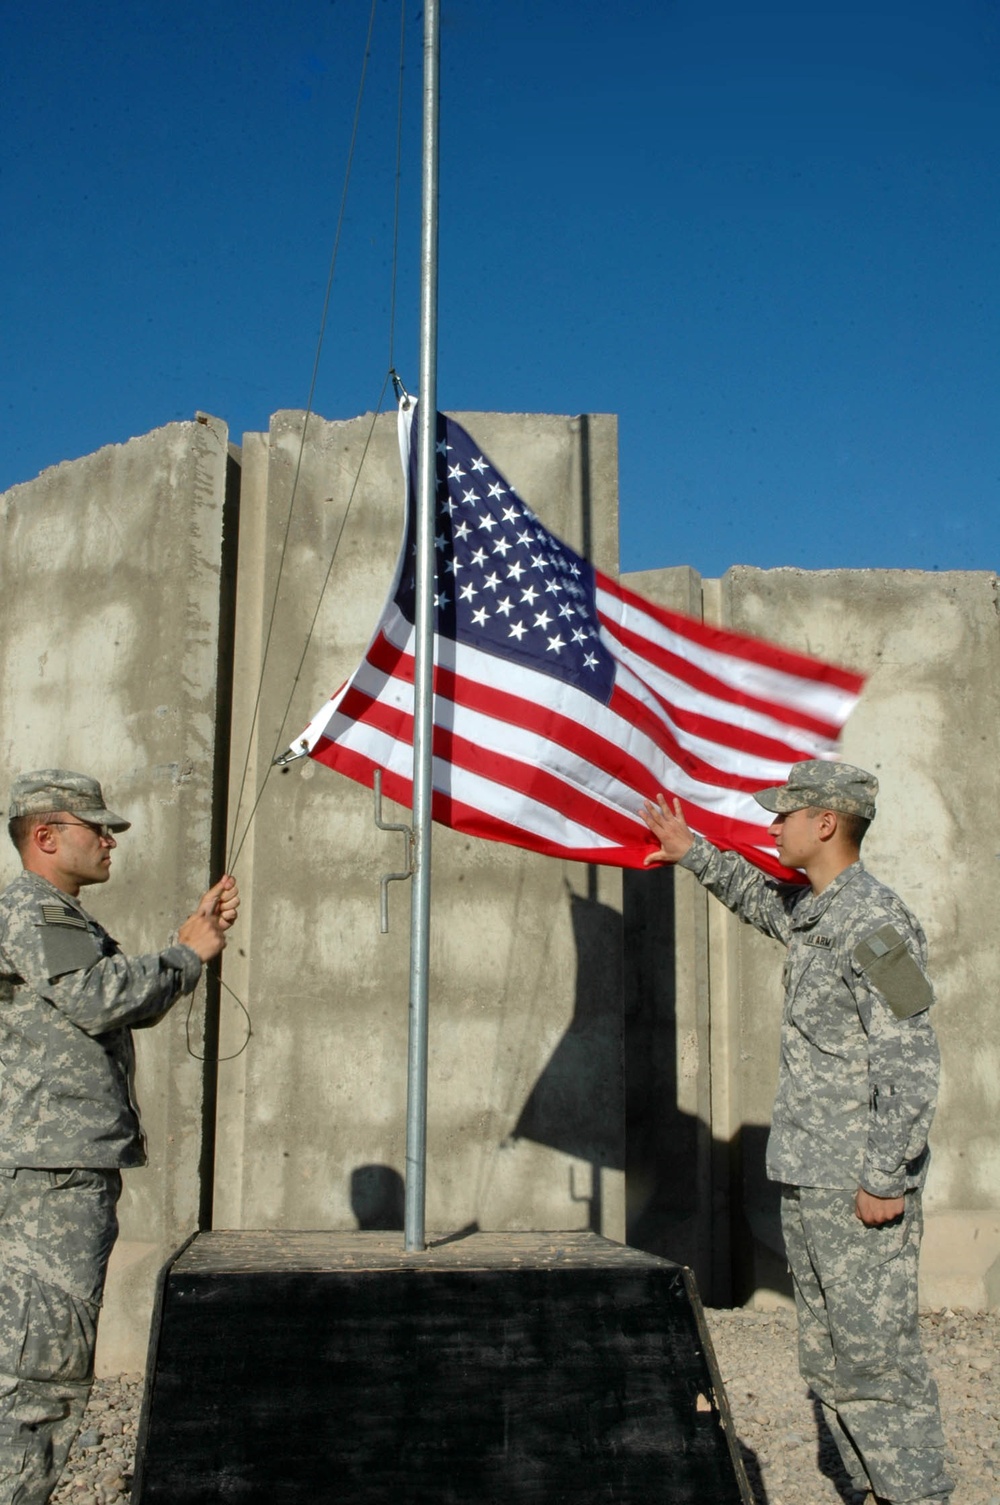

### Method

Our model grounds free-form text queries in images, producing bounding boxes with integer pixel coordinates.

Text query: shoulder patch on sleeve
[853,923,933,1019]
[36,903,101,980]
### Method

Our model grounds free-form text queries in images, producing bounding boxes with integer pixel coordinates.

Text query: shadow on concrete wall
[509,884,625,1235]
[623,863,791,1308]
[351,1164,405,1230]
[504,875,791,1305]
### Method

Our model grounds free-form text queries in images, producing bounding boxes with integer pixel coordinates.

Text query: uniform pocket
[0,1269,98,1384]
[37,1171,121,1305]
[803,1186,915,1286]
[7,1168,121,1305]
[44,1169,100,1192]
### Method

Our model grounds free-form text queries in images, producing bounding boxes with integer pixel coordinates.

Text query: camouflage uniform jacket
[0,871,202,1169]
[678,836,939,1196]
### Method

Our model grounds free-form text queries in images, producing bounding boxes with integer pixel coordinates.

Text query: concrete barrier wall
[2,411,997,1376]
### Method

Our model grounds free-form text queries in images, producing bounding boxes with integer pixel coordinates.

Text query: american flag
[292,403,865,880]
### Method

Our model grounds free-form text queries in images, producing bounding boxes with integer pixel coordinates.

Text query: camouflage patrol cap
[8,770,132,831]
[753,760,878,821]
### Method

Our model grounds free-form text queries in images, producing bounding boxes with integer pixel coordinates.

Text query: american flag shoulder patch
[39,903,87,930]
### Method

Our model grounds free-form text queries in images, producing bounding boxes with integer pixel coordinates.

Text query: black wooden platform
[132,1230,751,1503]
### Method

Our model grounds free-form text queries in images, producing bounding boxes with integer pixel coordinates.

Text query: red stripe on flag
[601,610,851,744]
[607,680,822,788]
[312,732,800,882]
[599,572,865,696]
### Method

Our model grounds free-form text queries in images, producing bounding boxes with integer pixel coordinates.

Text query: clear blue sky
[2,1,997,577]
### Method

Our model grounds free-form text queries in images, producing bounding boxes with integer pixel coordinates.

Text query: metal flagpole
[404,0,440,1252]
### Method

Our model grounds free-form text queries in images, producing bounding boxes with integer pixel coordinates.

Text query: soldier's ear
[31,822,59,853]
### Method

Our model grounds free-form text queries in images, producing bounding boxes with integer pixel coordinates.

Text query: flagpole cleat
[373,769,415,934]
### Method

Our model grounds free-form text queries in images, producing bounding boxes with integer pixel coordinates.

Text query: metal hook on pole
[374,769,414,934]
[390,369,412,408]
[272,739,309,768]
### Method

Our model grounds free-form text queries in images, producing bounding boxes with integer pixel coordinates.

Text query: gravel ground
[705,1306,1000,1504]
[50,1308,998,1503]
[50,1375,142,1505]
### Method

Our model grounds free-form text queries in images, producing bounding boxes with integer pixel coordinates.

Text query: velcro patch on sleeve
[853,923,933,1019]
[37,904,100,979]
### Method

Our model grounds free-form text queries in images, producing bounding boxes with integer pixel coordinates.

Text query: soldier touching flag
[642,762,952,1505]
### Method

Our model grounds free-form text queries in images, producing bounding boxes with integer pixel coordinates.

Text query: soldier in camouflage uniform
[642,761,951,1505]
[0,770,239,1505]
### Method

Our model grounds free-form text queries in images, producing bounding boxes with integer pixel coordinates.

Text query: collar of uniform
[18,870,89,919]
[791,859,865,927]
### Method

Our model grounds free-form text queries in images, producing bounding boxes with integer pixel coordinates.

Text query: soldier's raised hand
[641,794,695,866]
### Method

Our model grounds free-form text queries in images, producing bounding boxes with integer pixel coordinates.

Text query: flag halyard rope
[195,0,410,1064]
[226,0,408,877]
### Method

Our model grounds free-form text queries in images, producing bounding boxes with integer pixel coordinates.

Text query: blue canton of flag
[393,410,617,705]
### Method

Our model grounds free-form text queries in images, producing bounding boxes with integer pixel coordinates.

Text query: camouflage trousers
[781,1185,952,1505]
[0,1168,121,1505]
